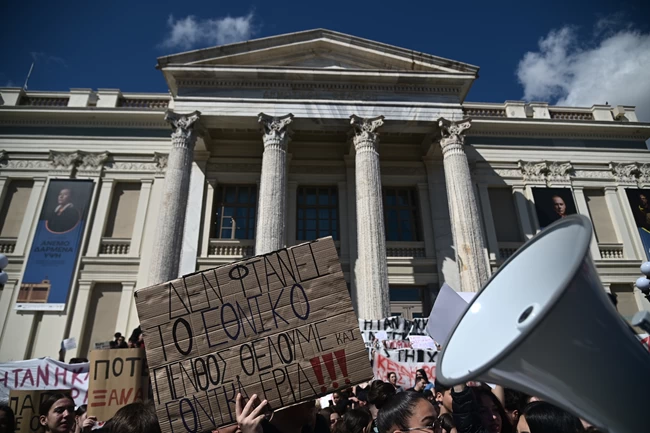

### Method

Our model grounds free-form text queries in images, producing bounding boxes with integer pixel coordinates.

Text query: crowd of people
[109,328,145,350]
[0,329,604,433]
[0,368,608,433]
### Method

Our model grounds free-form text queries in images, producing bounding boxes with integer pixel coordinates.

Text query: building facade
[1,29,650,361]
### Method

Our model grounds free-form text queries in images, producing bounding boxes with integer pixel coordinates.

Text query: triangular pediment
[157,29,479,75]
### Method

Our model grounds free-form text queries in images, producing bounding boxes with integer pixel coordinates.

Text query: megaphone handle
[632,310,650,335]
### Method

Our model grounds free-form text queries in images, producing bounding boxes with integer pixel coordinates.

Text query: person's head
[109,402,161,433]
[333,391,342,406]
[473,387,512,433]
[415,369,429,384]
[376,392,435,433]
[74,405,87,433]
[504,389,528,426]
[517,401,584,433]
[0,404,16,433]
[387,372,398,386]
[114,332,122,341]
[367,381,396,411]
[413,378,426,392]
[320,407,341,432]
[335,409,371,433]
[552,195,566,217]
[422,390,434,403]
[57,189,72,206]
[356,389,368,407]
[434,413,455,433]
[641,194,648,207]
[39,393,75,433]
[434,380,452,414]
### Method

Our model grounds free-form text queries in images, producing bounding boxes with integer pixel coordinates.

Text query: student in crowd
[39,393,76,433]
[376,391,436,433]
[108,401,161,433]
[414,370,433,392]
[407,377,427,393]
[319,407,341,432]
[516,401,584,433]
[367,381,396,433]
[503,389,527,427]
[0,403,16,433]
[387,372,404,393]
[450,384,513,433]
[423,390,435,404]
[434,413,457,433]
[334,409,372,433]
[73,405,96,433]
[434,380,453,416]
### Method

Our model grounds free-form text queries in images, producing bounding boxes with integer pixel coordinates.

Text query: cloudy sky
[1,0,649,120]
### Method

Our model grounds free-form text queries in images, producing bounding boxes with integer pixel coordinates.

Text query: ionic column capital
[437,117,471,156]
[258,113,294,150]
[350,115,384,152]
[165,110,201,150]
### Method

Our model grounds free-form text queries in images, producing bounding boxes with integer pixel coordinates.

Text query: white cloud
[160,12,255,50]
[517,22,650,121]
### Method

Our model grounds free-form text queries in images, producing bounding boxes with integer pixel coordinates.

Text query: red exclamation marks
[310,350,351,393]
[334,349,351,386]
[322,353,338,389]
[310,356,327,393]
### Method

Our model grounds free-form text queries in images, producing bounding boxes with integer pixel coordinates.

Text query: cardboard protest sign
[9,389,71,433]
[135,237,372,433]
[88,348,149,420]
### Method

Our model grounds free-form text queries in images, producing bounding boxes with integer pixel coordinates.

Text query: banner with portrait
[15,179,94,311]
[532,187,577,229]
[625,189,650,260]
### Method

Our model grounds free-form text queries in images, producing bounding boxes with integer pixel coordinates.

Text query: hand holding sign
[236,394,268,433]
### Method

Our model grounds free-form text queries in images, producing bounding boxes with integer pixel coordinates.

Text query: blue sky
[1,0,649,118]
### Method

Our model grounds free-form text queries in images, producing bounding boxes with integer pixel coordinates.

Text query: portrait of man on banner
[532,188,577,229]
[16,180,94,311]
[626,189,650,260]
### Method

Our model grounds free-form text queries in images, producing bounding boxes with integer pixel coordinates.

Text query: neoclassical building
[1,29,649,360]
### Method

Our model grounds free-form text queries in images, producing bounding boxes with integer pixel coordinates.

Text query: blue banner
[16,180,94,311]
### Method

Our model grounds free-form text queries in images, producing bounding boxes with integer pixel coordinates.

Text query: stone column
[437,118,489,292]
[350,115,389,319]
[255,113,293,255]
[148,111,200,285]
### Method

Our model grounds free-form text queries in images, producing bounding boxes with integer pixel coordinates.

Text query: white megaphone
[436,215,650,433]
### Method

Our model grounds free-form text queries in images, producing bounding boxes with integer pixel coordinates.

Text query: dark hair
[356,388,368,403]
[335,408,371,433]
[387,372,397,379]
[504,388,528,413]
[376,391,428,433]
[522,401,584,433]
[0,403,16,432]
[423,390,433,399]
[434,379,450,396]
[69,357,88,364]
[415,369,429,383]
[39,392,73,417]
[75,404,88,417]
[434,413,455,433]
[109,402,161,433]
[114,332,122,339]
[367,381,396,410]
[473,387,514,433]
[320,407,335,417]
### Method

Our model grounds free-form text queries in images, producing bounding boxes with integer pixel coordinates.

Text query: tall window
[213,185,257,239]
[297,186,338,241]
[389,286,424,319]
[383,187,421,241]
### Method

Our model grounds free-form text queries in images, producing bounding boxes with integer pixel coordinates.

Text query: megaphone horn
[437,215,650,433]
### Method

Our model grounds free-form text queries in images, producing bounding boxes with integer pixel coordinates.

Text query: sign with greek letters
[87,348,149,420]
[135,237,372,433]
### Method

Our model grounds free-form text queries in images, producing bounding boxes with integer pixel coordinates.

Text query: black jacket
[451,387,488,433]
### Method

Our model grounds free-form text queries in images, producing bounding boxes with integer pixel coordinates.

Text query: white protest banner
[358,317,429,348]
[135,237,372,433]
[373,348,437,389]
[0,358,88,406]
[426,283,469,346]
[408,335,437,350]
